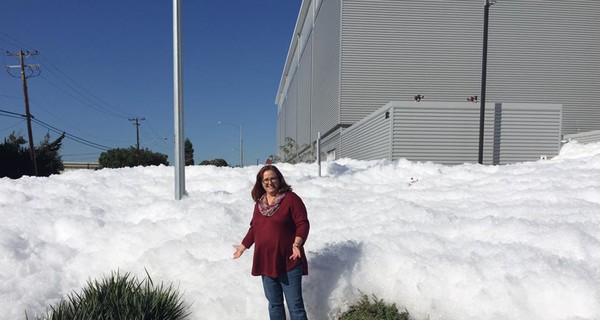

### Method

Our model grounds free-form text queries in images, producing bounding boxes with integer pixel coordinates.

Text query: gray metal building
[275,0,600,163]
[341,101,562,165]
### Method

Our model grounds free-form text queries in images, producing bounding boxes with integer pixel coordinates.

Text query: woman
[233,165,310,320]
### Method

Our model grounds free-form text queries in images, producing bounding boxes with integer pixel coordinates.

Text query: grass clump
[339,292,410,320]
[33,270,190,320]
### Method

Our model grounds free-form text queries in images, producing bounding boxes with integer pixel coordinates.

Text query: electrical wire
[38,61,133,119]
[39,75,129,119]
[0,108,25,118]
[2,109,111,152]
[140,125,171,149]
[31,99,128,145]
[1,31,142,153]
[0,119,25,134]
[0,94,22,99]
[31,117,112,151]
[0,31,28,49]
[1,31,133,120]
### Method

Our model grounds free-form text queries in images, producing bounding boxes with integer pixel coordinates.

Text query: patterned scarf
[258,192,286,217]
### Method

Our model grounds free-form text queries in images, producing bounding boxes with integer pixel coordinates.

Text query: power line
[0,94,21,99]
[0,31,31,49]
[39,75,129,119]
[1,107,113,151]
[140,122,170,149]
[31,117,112,151]
[0,108,25,118]
[38,56,133,119]
[0,119,25,133]
[1,30,133,119]
[30,100,127,145]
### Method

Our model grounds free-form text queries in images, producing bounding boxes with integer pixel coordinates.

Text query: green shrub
[99,147,169,168]
[33,270,190,320]
[339,292,410,320]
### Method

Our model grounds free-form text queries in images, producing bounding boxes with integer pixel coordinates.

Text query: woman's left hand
[289,245,301,260]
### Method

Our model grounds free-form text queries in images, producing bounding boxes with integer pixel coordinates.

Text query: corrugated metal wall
[311,0,341,141]
[277,105,286,149]
[340,0,482,125]
[564,130,600,144]
[276,0,595,162]
[320,127,342,157]
[391,102,483,164]
[382,101,561,165]
[285,75,299,143]
[488,1,599,135]
[297,37,313,148]
[340,105,392,160]
[494,103,562,163]
[339,0,599,135]
[276,0,341,154]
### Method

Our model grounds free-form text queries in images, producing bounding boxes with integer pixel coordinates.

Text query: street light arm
[217,121,240,129]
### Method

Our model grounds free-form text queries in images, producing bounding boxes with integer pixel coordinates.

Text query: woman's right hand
[232,244,246,259]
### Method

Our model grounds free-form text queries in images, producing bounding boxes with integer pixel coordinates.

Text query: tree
[0,132,28,179]
[278,137,321,164]
[279,137,299,163]
[185,138,194,165]
[36,132,65,176]
[0,131,65,179]
[99,147,169,168]
[267,154,281,164]
[199,158,229,167]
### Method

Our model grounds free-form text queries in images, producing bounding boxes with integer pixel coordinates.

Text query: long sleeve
[290,193,309,243]
[241,214,255,249]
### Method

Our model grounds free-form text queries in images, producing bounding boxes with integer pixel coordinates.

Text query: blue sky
[0,1,301,166]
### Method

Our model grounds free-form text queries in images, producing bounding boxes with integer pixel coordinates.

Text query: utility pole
[128,117,145,151]
[6,50,40,176]
[129,117,145,165]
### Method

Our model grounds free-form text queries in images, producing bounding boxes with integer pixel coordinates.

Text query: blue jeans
[261,263,307,320]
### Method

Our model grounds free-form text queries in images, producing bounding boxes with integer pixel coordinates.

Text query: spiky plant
[338,292,410,320]
[34,270,190,320]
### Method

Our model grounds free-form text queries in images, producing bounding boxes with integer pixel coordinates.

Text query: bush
[32,270,190,320]
[99,147,169,168]
[338,292,410,320]
[0,132,64,178]
[199,158,229,167]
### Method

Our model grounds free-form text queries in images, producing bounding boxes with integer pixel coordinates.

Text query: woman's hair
[251,165,292,201]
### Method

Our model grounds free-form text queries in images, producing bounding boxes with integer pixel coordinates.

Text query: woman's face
[261,170,280,196]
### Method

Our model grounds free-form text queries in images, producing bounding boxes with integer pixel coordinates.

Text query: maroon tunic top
[241,192,309,278]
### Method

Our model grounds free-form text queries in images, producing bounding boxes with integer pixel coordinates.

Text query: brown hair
[251,165,292,201]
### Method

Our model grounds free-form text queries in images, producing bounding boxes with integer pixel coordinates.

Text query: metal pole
[173,0,186,199]
[239,125,243,168]
[478,0,493,165]
[317,131,321,177]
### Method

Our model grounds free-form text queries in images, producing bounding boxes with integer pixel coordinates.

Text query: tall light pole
[478,0,496,164]
[173,0,186,199]
[218,121,243,167]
